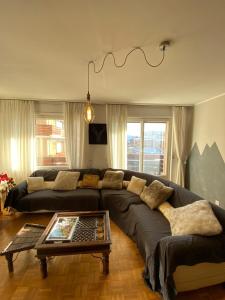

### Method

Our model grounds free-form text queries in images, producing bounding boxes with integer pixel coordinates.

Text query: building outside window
[127,120,170,177]
[35,117,67,167]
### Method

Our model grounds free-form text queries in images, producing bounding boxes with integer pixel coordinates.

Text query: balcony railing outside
[127,153,164,175]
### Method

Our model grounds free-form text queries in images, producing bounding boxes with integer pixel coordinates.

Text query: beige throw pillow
[140,180,174,209]
[43,181,55,190]
[127,176,147,195]
[27,177,44,193]
[122,180,130,189]
[159,200,223,236]
[53,171,80,191]
[81,174,100,189]
[78,180,103,189]
[102,170,124,189]
[158,201,175,220]
[98,180,103,189]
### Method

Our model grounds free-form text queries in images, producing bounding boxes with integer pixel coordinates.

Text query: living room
[0,1,225,300]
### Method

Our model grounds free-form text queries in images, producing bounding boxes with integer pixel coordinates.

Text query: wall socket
[215,200,220,206]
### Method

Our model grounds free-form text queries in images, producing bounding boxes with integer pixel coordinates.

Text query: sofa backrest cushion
[140,180,174,209]
[100,169,154,184]
[159,200,223,236]
[53,171,80,191]
[102,170,124,189]
[103,169,203,209]
[27,177,44,193]
[127,176,147,195]
[81,174,100,189]
[31,168,101,181]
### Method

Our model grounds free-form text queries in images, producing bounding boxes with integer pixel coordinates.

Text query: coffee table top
[35,211,111,255]
[1,223,46,255]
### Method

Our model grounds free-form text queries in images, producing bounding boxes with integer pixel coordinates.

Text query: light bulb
[84,98,95,123]
[86,105,92,122]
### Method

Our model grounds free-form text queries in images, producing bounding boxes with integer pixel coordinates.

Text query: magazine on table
[46,216,78,242]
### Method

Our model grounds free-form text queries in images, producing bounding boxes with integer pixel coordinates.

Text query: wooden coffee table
[35,211,111,278]
[0,223,46,273]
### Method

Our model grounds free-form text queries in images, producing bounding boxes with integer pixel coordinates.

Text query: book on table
[46,217,78,242]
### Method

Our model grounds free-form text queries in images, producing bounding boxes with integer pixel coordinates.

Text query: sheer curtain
[171,106,193,187]
[64,102,87,168]
[106,104,127,169]
[0,100,35,183]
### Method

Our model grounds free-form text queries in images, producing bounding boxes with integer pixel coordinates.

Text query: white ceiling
[0,0,225,105]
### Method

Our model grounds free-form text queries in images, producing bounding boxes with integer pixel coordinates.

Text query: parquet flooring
[0,213,224,300]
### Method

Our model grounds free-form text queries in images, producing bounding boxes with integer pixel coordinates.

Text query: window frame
[35,113,68,169]
[127,117,172,178]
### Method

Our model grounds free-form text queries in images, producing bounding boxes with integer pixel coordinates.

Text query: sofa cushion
[160,200,223,236]
[127,176,146,195]
[100,189,142,212]
[27,178,55,193]
[43,181,55,189]
[31,168,101,181]
[53,171,80,191]
[158,201,175,220]
[140,180,174,209]
[122,180,130,188]
[27,177,44,193]
[126,203,171,258]
[81,174,99,189]
[102,170,124,189]
[15,189,100,212]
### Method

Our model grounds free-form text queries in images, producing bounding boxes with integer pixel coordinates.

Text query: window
[35,117,67,167]
[127,120,170,176]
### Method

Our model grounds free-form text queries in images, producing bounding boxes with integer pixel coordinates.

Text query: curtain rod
[0,98,193,107]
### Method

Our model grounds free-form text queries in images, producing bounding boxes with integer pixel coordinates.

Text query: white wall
[87,104,108,168]
[128,105,172,118]
[192,96,225,160]
[188,96,225,208]
[35,101,63,115]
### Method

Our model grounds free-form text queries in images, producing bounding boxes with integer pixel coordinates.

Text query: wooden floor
[0,213,224,300]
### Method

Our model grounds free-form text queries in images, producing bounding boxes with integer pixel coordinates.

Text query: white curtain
[171,106,193,187]
[64,102,87,168]
[106,104,127,169]
[0,100,35,183]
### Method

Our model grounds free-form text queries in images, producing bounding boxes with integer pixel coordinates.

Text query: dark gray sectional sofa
[5,168,225,300]
[6,168,101,212]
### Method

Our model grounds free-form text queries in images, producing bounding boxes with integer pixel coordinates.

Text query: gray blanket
[120,203,225,300]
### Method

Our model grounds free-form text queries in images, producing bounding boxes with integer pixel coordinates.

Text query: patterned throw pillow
[127,176,147,195]
[53,171,80,191]
[102,170,124,189]
[140,180,174,209]
[81,174,100,189]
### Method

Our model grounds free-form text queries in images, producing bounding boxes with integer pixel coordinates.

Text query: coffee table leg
[39,258,48,278]
[102,253,109,275]
[5,253,13,273]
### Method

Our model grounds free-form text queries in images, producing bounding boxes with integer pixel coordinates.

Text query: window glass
[36,118,67,167]
[143,122,166,175]
[127,121,168,176]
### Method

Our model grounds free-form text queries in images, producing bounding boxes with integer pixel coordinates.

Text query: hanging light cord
[87,41,170,93]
